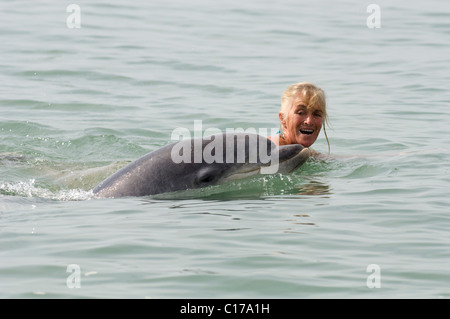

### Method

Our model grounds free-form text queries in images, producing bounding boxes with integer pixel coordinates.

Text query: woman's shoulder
[267,134,280,146]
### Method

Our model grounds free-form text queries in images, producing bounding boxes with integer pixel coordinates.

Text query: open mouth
[299,129,314,135]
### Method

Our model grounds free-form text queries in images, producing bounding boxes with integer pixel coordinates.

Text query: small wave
[0,179,93,201]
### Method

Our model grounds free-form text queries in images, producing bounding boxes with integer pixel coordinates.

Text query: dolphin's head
[170,133,311,188]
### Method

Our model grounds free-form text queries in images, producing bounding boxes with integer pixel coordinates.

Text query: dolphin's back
[93,143,174,198]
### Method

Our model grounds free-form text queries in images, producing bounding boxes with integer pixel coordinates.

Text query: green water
[1,0,449,298]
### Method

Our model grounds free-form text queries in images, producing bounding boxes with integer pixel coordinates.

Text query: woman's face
[280,95,323,147]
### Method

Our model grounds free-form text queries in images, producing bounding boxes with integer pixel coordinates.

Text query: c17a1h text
[180,303,270,316]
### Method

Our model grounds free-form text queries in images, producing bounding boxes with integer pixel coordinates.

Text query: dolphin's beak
[222,145,311,182]
[278,147,311,173]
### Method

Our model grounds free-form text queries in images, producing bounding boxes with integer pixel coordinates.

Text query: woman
[268,82,330,155]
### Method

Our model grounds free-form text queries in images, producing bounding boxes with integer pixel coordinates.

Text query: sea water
[1,0,449,298]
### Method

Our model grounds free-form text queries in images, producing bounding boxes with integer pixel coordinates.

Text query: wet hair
[279,82,330,153]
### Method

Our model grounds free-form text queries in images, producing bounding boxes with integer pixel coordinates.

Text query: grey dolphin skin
[93,133,310,198]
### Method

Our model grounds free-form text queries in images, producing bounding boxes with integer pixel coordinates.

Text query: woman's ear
[279,112,286,126]
[278,112,287,140]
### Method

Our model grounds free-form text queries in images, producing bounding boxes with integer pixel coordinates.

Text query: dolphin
[93,133,310,198]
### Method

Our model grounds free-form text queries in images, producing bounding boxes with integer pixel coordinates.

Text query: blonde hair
[279,82,330,153]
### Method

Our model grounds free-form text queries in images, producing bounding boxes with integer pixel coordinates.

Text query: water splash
[0,179,94,201]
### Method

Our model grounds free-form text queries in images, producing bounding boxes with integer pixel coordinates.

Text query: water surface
[1,0,449,298]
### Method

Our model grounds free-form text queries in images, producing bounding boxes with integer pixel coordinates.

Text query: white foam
[0,179,94,201]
